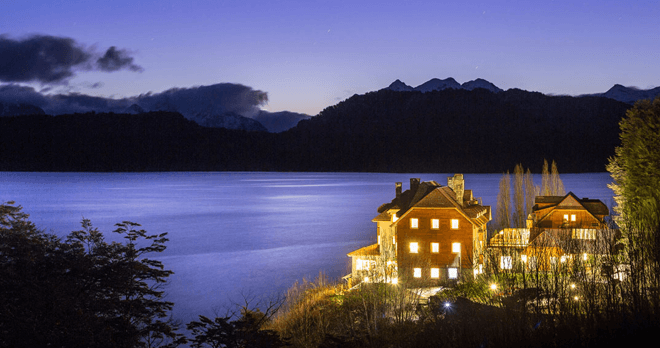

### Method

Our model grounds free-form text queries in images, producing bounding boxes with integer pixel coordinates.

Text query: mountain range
[0,86,634,173]
[0,79,657,134]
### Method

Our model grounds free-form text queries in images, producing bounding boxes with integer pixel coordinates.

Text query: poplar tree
[513,164,525,228]
[550,160,565,195]
[524,168,537,226]
[495,172,512,231]
[541,159,551,195]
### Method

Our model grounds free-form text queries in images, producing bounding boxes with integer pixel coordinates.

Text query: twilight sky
[2,0,659,116]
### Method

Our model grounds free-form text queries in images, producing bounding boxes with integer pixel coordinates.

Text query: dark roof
[375,178,490,225]
[534,192,609,217]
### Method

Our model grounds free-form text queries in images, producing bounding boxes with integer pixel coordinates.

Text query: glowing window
[452,242,461,253]
[521,254,528,263]
[431,242,439,253]
[583,253,588,261]
[430,268,440,278]
[356,259,369,270]
[451,219,459,229]
[448,268,458,279]
[409,242,419,253]
[572,229,596,240]
[410,218,418,229]
[571,214,576,222]
[563,214,569,222]
[378,235,381,245]
[393,236,396,244]
[431,219,439,229]
[500,256,512,270]
[392,213,398,222]
[413,268,422,278]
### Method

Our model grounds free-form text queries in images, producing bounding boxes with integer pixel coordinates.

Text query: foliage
[0,202,184,348]
[187,308,286,348]
[608,96,660,233]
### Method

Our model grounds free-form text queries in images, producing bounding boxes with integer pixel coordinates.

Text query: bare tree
[513,164,525,228]
[551,160,565,195]
[541,159,551,196]
[495,172,512,231]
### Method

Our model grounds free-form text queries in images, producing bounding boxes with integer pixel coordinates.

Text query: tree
[495,172,511,231]
[0,202,184,348]
[607,97,660,293]
[608,96,660,232]
[187,295,287,348]
[550,160,565,196]
[513,164,525,228]
[541,160,551,196]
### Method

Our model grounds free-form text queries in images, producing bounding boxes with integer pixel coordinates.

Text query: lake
[0,172,614,322]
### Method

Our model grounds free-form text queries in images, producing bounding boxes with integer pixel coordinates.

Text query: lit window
[392,213,398,222]
[393,236,396,244]
[413,268,422,278]
[571,214,576,222]
[378,235,381,245]
[430,268,440,278]
[478,264,483,274]
[500,256,512,270]
[451,219,459,229]
[583,253,588,261]
[364,276,369,282]
[409,242,419,253]
[560,256,567,263]
[448,268,458,279]
[431,242,439,253]
[410,218,418,229]
[573,228,596,240]
[452,242,461,253]
[391,278,398,284]
[521,254,528,263]
[431,219,439,229]
[356,259,368,270]
[551,257,558,265]
[563,214,569,222]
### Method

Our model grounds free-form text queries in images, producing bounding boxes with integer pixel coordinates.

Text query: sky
[1,0,659,116]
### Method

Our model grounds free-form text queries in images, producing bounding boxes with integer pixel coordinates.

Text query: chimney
[395,182,402,199]
[448,174,464,205]
[410,178,420,193]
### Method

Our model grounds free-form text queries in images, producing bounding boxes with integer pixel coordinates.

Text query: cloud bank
[0,83,269,121]
[0,34,142,84]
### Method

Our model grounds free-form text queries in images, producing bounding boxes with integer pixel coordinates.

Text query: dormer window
[392,213,398,222]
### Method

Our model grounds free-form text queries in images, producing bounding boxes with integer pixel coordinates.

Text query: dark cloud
[0,34,142,84]
[0,82,269,120]
[97,46,143,72]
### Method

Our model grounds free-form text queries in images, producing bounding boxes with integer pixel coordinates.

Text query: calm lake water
[0,172,614,321]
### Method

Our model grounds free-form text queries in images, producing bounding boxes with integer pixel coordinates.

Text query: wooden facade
[347,175,491,284]
[488,192,610,272]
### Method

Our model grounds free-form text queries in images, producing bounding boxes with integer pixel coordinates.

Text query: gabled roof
[534,192,609,221]
[347,243,380,257]
[374,178,490,226]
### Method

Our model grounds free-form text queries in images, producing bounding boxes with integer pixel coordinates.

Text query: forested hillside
[0,88,631,172]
